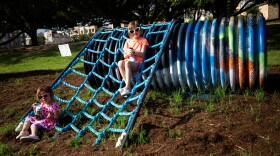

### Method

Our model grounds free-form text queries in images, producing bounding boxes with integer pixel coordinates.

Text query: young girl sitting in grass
[16,85,60,142]
[118,21,149,96]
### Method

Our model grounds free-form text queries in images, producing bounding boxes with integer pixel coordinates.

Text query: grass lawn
[0,42,86,74]
[267,23,280,67]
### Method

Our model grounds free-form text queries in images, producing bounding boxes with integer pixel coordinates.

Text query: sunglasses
[129,27,140,34]
[38,93,50,99]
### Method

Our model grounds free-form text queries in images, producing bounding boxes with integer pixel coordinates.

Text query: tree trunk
[112,19,121,28]
[27,27,38,46]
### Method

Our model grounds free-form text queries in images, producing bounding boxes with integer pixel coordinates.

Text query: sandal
[121,88,131,96]
[20,135,39,142]
[16,131,29,140]
[118,88,124,93]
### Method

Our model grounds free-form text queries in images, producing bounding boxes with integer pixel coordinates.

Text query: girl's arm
[53,111,59,120]
[31,102,38,111]
[123,40,133,59]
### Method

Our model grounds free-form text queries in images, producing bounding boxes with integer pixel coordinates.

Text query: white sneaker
[20,135,39,142]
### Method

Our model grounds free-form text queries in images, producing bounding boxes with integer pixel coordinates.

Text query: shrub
[37,35,46,45]
[71,34,92,42]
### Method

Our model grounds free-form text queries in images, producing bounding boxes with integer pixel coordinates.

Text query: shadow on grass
[0,69,81,81]
[0,67,84,81]
[264,72,280,93]
[267,24,280,50]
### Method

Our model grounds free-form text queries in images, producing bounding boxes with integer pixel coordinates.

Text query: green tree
[88,0,195,25]
[193,0,273,19]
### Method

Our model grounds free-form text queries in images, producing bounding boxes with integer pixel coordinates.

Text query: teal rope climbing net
[46,20,175,147]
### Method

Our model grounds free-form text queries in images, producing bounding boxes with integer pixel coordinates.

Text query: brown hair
[36,85,54,101]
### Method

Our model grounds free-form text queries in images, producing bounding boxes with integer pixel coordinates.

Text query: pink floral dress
[25,102,60,131]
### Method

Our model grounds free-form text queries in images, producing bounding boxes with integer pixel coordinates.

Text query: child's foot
[118,88,124,93]
[16,131,29,139]
[121,88,131,96]
[20,135,39,142]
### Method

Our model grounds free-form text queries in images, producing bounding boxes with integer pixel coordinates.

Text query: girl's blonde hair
[128,21,140,30]
[128,21,142,38]
[36,85,54,101]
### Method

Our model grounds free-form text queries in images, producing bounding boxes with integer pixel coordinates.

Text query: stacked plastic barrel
[86,13,267,91]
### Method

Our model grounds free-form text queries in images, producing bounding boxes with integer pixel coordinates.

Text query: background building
[259,3,279,20]
[0,31,26,49]
[44,31,71,45]
[70,25,97,37]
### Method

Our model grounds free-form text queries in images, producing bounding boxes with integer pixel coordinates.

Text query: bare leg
[30,124,38,136]
[19,123,40,141]
[124,61,138,89]
[21,121,31,134]
[16,121,30,138]
[118,60,126,83]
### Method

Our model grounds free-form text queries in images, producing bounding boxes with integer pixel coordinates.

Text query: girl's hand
[124,48,133,58]
[47,112,59,121]
[125,49,133,56]
[130,49,135,56]
[32,103,38,113]
[31,103,37,108]
[47,113,52,119]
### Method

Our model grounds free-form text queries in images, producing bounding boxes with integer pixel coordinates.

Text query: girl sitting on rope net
[117,21,149,96]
